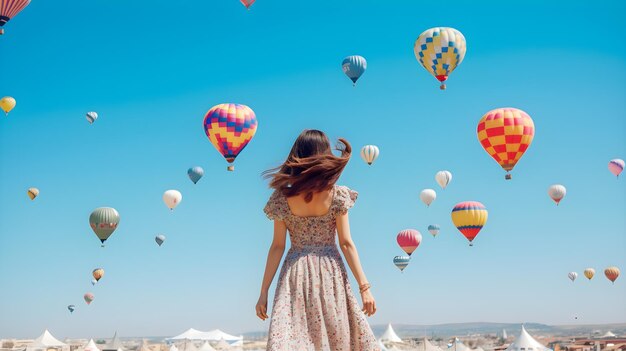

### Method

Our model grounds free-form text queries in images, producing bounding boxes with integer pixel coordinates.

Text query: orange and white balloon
[604,266,620,283]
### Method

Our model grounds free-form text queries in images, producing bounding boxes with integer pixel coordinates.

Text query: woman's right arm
[256,219,287,320]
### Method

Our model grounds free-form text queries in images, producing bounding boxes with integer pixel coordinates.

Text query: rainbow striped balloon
[203,103,258,171]
[451,201,488,246]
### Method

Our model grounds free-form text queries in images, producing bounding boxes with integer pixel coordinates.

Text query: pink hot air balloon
[240,0,255,9]
[396,229,422,256]
[608,159,624,178]
[84,292,94,305]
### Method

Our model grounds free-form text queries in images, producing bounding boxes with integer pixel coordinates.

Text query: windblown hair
[263,129,351,202]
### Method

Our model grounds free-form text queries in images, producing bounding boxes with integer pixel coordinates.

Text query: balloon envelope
[396,229,422,256]
[155,234,166,246]
[608,159,624,178]
[67,305,75,313]
[477,108,535,179]
[86,112,98,124]
[360,145,379,165]
[435,171,452,189]
[240,0,255,9]
[92,268,104,282]
[27,187,39,200]
[584,268,595,280]
[342,55,367,85]
[84,293,94,305]
[428,224,440,237]
[414,27,466,89]
[187,166,204,184]
[203,103,258,171]
[0,96,16,115]
[604,266,620,283]
[568,272,578,282]
[451,201,488,246]
[393,255,410,272]
[89,207,120,245]
[420,189,436,207]
[548,184,567,205]
[163,190,182,210]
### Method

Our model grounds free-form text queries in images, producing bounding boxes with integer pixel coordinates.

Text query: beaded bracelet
[359,283,371,293]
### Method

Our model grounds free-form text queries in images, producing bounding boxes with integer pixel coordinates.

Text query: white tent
[505,327,552,351]
[104,332,123,351]
[450,339,470,351]
[421,338,443,351]
[378,339,389,351]
[198,342,216,351]
[180,341,198,351]
[83,339,101,351]
[601,331,617,338]
[28,330,69,351]
[213,340,230,350]
[169,345,179,351]
[169,329,241,343]
[380,324,403,343]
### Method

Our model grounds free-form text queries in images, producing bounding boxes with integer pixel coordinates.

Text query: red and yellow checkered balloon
[477,108,534,179]
[203,103,258,171]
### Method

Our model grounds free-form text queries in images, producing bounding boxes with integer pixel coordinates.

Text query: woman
[256,129,379,351]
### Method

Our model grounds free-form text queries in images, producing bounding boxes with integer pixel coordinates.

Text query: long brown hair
[263,129,351,202]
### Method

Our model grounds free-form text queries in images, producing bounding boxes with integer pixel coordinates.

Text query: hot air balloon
[342,55,367,86]
[477,108,535,180]
[413,27,466,90]
[27,187,39,200]
[420,189,436,207]
[0,0,30,35]
[435,171,452,189]
[360,145,379,165]
[240,0,255,9]
[89,207,120,247]
[84,293,94,305]
[584,268,595,280]
[396,229,422,256]
[428,224,440,237]
[91,279,97,286]
[92,268,104,282]
[86,112,98,124]
[393,255,410,272]
[187,166,204,184]
[163,190,182,210]
[608,159,624,178]
[568,272,578,282]
[67,305,75,313]
[155,234,166,246]
[203,103,258,171]
[548,184,566,205]
[451,201,488,246]
[0,96,16,116]
[604,266,620,283]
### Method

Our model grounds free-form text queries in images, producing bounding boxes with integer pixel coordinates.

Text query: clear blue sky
[1,0,625,340]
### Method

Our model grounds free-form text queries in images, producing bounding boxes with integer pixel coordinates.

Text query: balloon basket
[0,29,4,35]
[505,173,512,180]
[440,84,446,90]
[227,165,235,171]
[469,242,473,247]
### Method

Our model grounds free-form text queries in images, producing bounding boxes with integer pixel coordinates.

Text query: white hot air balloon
[360,145,379,165]
[420,189,436,207]
[163,190,182,210]
[548,184,567,205]
[86,112,98,124]
[568,272,578,282]
[435,170,452,189]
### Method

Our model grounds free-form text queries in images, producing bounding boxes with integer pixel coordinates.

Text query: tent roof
[198,342,216,351]
[422,338,443,351]
[84,339,101,351]
[505,327,552,351]
[103,332,123,351]
[602,332,617,338]
[169,329,241,342]
[380,324,403,343]
[169,345,179,351]
[31,330,67,348]
[378,339,389,351]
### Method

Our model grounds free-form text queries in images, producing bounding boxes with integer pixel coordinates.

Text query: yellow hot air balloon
[451,201,488,246]
[584,268,595,280]
[92,268,104,282]
[0,96,16,116]
[414,27,467,90]
[27,187,39,200]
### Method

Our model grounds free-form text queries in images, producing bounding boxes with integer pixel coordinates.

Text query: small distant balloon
[187,167,204,184]
[397,229,422,256]
[240,0,255,9]
[568,272,578,282]
[155,234,166,246]
[608,159,624,178]
[604,266,620,283]
[427,224,440,237]
[27,187,39,200]
[584,268,595,280]
[67,305,75,313]
[0,96,16,116]
[414,27,466,90]
[548,184,566,205]
[451,201,488,246]
[360,145,379,165]
[420,189,436,207]
[435,171,452,189]
[341,55,367,86]
[393,256,410,272]
[89,207,120,247]
[163,190,182,210]
[84,293,94,305]
[86,112,98,124]
[92,268,104,282]
[91,279,97,286]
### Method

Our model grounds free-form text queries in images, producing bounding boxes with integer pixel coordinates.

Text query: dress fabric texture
[263,185,380,351]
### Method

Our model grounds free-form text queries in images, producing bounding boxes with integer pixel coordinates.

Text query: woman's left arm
[336,212,377,316]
